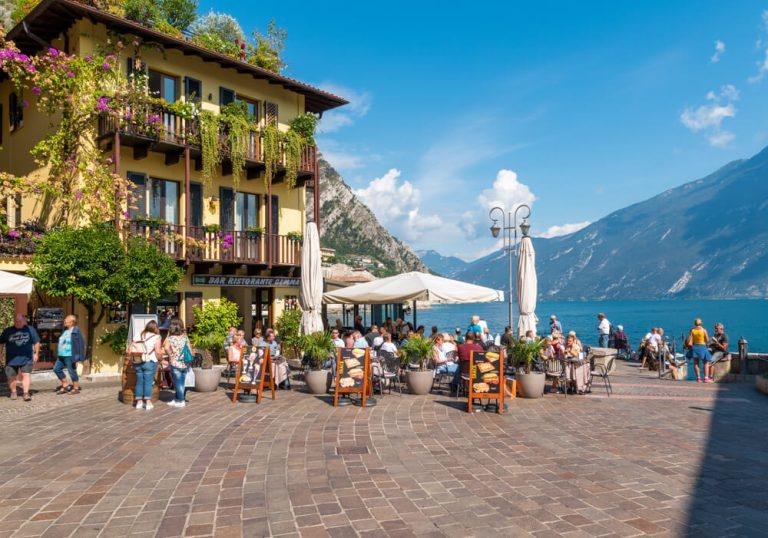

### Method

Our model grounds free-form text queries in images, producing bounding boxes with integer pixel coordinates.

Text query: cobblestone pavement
[0,362,766,537]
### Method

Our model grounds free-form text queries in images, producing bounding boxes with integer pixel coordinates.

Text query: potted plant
[300,331,336,394]
[508,338,546,398]
[245,225,264,239]
[203,223,221,234]
[189,299,242,392]
[286,231,303,243]
[189,332,226,392]
[400,335,434,395]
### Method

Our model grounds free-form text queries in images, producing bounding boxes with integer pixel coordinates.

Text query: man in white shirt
[331,329,344,348]
[596,313,611,348]
[379,333,398,355]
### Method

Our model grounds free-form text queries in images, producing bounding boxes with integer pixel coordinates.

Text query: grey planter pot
[405,370,434,395]
[305,369,331,394]
[756,376,768,395]
[193,365,225,392]
[517,371,546,399]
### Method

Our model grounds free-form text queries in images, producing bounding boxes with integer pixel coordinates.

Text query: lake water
[407,300,768,352]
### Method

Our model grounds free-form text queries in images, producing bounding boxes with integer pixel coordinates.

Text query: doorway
[252,288,273,330]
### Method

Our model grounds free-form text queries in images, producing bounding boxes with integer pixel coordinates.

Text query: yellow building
[0,0,346,373]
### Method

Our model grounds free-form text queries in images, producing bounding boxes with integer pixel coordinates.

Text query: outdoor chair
[590,355,614,396]
[431,350,457,395]
[544,357,567,397]
[377,350,402,395]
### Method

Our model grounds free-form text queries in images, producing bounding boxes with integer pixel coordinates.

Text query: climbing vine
[221,101,249,191]
[199,110,221,193]
[283,129,305,189]
[262,124,281,187]
[0,29,130,224]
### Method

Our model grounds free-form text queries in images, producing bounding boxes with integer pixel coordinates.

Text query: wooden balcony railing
[98,102,316,173]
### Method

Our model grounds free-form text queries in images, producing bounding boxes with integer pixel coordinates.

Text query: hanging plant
[199,110,221,193]
[262,124,281,187]
[221,101,249,191]
[283,129,305,189]
[288,113,319,145]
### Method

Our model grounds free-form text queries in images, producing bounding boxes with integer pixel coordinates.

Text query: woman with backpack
[163,318,192,408]
[135,320,162,410]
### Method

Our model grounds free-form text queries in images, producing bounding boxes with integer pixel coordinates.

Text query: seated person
[432,333,458,375]
[252,328,265,348]
[264,330,290,389]
[613,325,631,357]
[379,332,398,355]
[440,333,457,355]
[456,332,483,388]
[564,334,590,393]
[709,323,729,364]
[228,330,247,365]
[330,328,344,348]
[564,334,582,359]
[352,331,369,349]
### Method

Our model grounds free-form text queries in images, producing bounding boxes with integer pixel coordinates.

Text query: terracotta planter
[517,371,546,399]
[193,365,225,392]
[406,370,434,395]
[305,369,331,394]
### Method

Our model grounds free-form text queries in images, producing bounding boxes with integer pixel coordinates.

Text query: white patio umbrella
[0,270,33,295]
[299,222,324,334]
[516,235,538,337]
[323,271,502,326]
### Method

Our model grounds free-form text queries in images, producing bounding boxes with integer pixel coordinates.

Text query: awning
[0,271,34,295]
[323,271,503,305]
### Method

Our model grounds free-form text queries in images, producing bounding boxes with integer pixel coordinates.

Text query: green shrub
[123,0,162,27]
[300,331,335,370]
[400,335,433,370]
[190,298,241,356]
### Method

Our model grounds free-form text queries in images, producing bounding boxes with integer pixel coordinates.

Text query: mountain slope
[456,146,768,299]
[416,250,468,277]
[308,157,428,275]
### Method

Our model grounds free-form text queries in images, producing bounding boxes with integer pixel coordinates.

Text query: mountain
[417,250,468,277]
[308,157,428,276]
[456,146,768,299]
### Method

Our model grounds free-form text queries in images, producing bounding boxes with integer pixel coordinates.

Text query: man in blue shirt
[1,314,40,402]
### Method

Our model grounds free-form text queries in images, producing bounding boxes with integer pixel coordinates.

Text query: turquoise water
[411,300,768,352]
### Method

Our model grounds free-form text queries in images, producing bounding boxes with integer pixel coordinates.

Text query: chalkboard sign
[468,349,505,414]
[231,345,275,403]
[333,348,371,407]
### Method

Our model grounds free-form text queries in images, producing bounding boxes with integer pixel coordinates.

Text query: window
[9,92,23,132]
[270,195,279,234]
[219,87,236,107]
[190,183,203,227]
[235,192,259,231]
[219,187,235,230]
[127,172,147,219]
[128,173,179,223]
[184,77,202,103]
[237,97,260,122]
[148,70,179,102]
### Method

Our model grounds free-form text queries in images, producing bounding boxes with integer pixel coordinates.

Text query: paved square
[0,364,766,537]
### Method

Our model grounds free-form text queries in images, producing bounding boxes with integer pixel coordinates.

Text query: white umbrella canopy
[323,271,503,305]
[299,223,324,334]
[0,270,33,295]
[516,236,538,337]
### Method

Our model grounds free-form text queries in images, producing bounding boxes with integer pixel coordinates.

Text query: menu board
[333,348,370,407]
[468,349,504,414]
[231,346,275,404]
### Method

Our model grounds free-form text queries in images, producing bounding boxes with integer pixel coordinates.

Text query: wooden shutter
[184,292,203,328]
[265,102,278,125]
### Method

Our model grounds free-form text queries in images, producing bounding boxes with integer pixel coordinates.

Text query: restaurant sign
[192,275,301,287]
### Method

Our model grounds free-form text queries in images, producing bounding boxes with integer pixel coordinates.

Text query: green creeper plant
[283,129,305,189]
[221,101,250,191]
[99,325,129,355]
[262,123,281,187]
[289,113,319,145]
[199,110,221,193]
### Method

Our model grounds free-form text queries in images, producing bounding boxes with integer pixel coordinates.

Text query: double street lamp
[488,204,531,331]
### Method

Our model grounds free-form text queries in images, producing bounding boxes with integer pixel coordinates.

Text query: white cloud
[477,169,537,212]
[680,85,738,147]
[538,221,591,238]
[321,149,365,171]
[710,40,725,63]
[316,83,372,133]
[749,11,768,82]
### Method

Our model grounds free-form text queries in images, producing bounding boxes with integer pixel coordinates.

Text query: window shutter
[219,87,236,107]
[265,102,278,125]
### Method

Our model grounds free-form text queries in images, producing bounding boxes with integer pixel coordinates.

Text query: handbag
[127,340,148,364]
[182,343,195,364]
[184,366,196,388]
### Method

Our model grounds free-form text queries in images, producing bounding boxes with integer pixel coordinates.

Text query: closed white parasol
[299,222,324,334]
[516,235,538,337]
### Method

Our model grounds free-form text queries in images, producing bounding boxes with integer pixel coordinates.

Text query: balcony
[126,221,301,267]
[97,102,317,181]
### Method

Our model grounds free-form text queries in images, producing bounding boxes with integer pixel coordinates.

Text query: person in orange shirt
[686,318,712,383]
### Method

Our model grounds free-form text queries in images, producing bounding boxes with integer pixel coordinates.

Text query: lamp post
[488,204,531,332]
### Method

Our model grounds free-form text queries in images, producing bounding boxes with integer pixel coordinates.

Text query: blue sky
[204,0,768,260]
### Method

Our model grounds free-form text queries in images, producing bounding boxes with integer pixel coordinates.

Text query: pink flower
[96,96,110,112]
[7,230,20,239]
[85,56,92,63]
[66,71,74,78]
[75,190,83,200]
[31,87,40,95]
[48,48,59,56]
[102,61,111,70]
[123,211,130,218]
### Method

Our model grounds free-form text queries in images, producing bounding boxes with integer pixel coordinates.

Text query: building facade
[0,0,345,372]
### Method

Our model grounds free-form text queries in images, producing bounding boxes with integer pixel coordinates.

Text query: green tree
[123,0,162,26]
[190,11,245,42]
[28,225,124,372]
[248,20,287,72]
[116,236,184,308]
[159,0,198,32]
